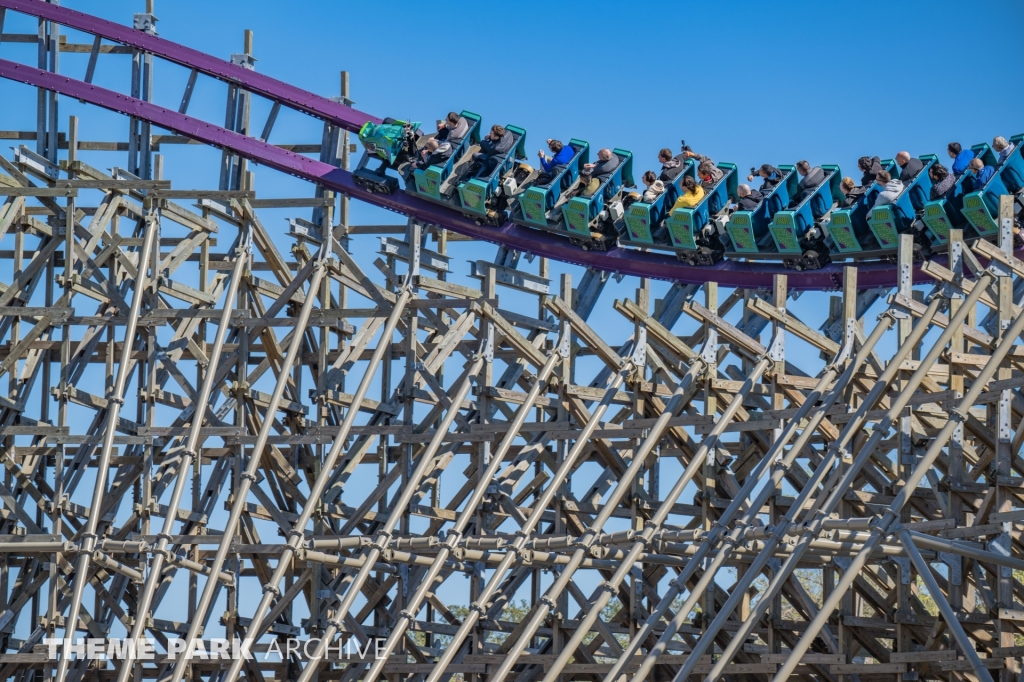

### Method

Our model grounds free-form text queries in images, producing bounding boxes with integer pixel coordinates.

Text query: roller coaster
[358,117,1023,274]
[1,0,1020,290]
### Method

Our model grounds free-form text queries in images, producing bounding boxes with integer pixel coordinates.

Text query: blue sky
[5,0,1024,189]
[20,0,1024,172]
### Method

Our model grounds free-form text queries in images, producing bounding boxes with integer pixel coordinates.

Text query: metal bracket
[133,13,158,35]
[945,238,964,299]
[828,318,856,367]
[700,325,719,365]
[766,328,785,363]
[328,95,356,107]
[14,145,59,180]
[230,53,256,71]
[557,321,571,359]
[1001,216,1015,256]
[410,235,422,281]
[398,564,409,597]
[938,552,962,586]
[478,325,494,364]
[988,535,1013,579]
[632,325,647,367]
[890,556,912,585]
[998,390,1013,442]
[889,260,913,319]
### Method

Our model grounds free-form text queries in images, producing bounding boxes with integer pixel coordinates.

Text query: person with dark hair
[658,148,684,182]
[536,139,575,186]
[857,156,882,186]
[748,164,784,192]
[734,184,763,211]
[697,160,723,189]
[873,169,903,207]
[472,124,515,177]
[895,151,924,184]
[641,170,665,203]
[968,157,995,187]
[571,168,601,198]
[948,142,974,176]
[435,111,469,147]
[793,160,824,204]
[929,164,955,200]
[671,175,705,210]
[685,148,720,177]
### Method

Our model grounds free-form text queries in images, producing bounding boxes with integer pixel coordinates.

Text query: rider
[473,124,515,177]
[584,148,620,180]
[733,184,763,211]
[536,139,575,186]
[415,138,452,170]
[435,111,469,147]
[748,164,784,192]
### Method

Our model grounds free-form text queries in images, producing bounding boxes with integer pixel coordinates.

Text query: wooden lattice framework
[0,10,1023,682]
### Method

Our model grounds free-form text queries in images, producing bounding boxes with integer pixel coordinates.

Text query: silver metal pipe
[167,256,328,682]
[897,527,994,682]
[116,229,250,682]
[540,354,772,682]
[363,331,568,681]
[772,272,1017,682]
[225,285,413,678]
[58,212,160,682]
[616,311,892,682]
[295,352,486,682]
[700,286,973,682]
[90,550,143,583]
[907,529,1024,570]
[423,359,656,682]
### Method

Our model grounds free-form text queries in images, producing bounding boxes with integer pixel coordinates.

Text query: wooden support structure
[0,10,1022,682]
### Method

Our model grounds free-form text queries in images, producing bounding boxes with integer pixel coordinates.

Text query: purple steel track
[0,0,953,289]
[0,58,919,290]
[0,0,380,132]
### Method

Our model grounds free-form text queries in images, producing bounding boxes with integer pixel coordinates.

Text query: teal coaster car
[560,149,634,251]
[618,161,696,248]
[920,170,975,246]
[456,125,527,226]
[859,155,936,257]
[958,143,1018,241]
[768,165,841,270]
[664,163,738,266]
[823,160,895,256]
[408,111,482,208]
[510,139,589,231]
[352,118,421,194]
[724,165,797,256]
[919,143,995,245]
[998,134,1024,193]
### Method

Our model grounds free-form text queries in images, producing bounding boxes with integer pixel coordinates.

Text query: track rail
[0,0,379,131]
[0,0,961,289]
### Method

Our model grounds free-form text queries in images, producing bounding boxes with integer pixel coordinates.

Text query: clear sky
[5,0,1024,187]
[19,0,1023,177]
